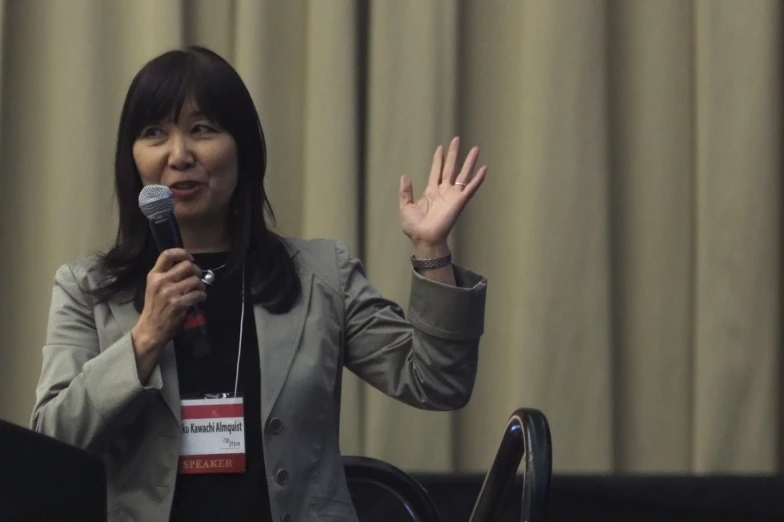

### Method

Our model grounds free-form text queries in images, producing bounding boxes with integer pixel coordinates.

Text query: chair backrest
[468,408,552,522]
[343,455,442,522]
[344,407,552,522]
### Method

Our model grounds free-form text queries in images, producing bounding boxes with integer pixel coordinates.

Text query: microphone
[138,184,210,357]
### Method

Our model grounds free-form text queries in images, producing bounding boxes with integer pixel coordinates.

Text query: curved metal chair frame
[468,408,552,522]
[343,407,552,522]
[343,455,443,522]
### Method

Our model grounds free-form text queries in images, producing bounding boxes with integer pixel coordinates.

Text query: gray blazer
[31,238,487,522]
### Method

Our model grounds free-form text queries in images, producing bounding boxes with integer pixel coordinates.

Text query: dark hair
[90,45,301,314]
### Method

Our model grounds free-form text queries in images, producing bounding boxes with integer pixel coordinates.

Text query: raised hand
[399,136,487,252]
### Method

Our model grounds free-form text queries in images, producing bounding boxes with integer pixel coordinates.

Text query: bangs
[104,46,289,313]
[115,46,267,194]
[124,51,227,138]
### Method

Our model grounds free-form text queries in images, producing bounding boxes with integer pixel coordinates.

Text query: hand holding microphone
[131,249,206,354]
[131,185,212,382]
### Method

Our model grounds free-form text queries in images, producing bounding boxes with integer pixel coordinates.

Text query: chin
[175,200,230,225]
[173,204,208,223]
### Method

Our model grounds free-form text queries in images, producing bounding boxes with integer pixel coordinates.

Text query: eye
[192,123,218,134]
[140,126,165,139]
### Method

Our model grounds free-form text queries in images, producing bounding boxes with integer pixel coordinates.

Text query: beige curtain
[0,0,781,475]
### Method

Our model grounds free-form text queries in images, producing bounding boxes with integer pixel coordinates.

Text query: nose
[168,134,195,170]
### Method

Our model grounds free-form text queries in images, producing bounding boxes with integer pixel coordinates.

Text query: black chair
[468,408,552,522]
[344,407,552,522]
[344,455,442,522]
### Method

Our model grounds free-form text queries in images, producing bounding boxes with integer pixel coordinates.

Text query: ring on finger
[455,181,468,187]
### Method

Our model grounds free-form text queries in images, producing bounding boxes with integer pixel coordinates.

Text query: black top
[169,252,272,522]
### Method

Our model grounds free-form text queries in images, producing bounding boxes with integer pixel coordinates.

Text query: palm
[399,137,487,246]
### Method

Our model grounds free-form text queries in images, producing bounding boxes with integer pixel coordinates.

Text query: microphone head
[138,184,174,220]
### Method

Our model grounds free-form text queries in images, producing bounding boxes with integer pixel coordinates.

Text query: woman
[31,46,487,522]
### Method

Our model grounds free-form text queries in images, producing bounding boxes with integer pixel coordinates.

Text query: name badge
[178,396,246,474]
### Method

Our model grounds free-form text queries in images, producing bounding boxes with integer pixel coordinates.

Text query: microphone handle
[178,313,210,358]
[148,215,211,357]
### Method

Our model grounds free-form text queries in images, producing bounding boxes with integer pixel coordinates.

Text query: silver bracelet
[410,252,452,269]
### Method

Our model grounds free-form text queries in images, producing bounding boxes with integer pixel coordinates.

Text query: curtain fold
[362,0,460,472]
[606,0,695,473]
[692,0,782,473]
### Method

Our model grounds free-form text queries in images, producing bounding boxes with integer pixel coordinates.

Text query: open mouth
[170,181,201,190]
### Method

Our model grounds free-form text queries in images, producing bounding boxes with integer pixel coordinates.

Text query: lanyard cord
[232,269,245,398]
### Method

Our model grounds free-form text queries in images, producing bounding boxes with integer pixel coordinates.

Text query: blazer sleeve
[338,241,487,410]
[30,262,163,453]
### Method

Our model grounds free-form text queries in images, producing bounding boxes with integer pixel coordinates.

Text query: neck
[179,219,230,254]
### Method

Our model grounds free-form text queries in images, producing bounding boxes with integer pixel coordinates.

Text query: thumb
[399,175,414,208]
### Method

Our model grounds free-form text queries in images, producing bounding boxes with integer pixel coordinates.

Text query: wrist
[131,323,164,356]
[411,241,450,260]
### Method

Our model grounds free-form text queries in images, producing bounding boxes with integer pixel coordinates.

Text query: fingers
[435,136,482,188]
[147,251,203,304]
[459,165,488,200]
[178,289,208,308]
[152,267,206,313]
[399,175,414,208]
[140,249,208,347]
[169,276,207,307]
[159,275,204,306]
[422,136,487,196]
[171,274,206,297]
[454,146,480,186]
[427,146,444,187]
[443,137,460,184]
[151,248,192,273]
[152,250,201,281]
[168,258,202,282]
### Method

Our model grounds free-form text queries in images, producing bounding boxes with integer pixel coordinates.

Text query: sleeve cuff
[407,264,487,341]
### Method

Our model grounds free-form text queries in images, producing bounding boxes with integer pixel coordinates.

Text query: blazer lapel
[255,272,313,425]
[107,299,180,423]
[105,238,306,426]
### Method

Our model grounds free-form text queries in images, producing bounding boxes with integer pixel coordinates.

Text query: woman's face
[132,98,238,226]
